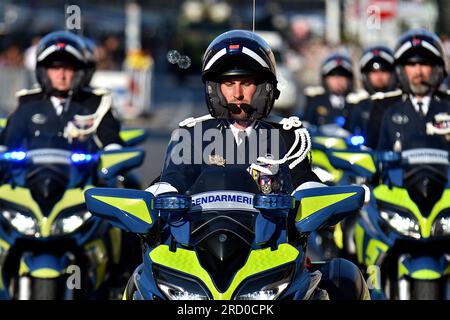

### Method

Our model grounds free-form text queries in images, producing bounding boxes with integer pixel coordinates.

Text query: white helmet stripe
[64,44,84,61]
[242,46,269,68]
[37,44,84,63]
[204,48,227,71]
[394,41,412,59]
[421,40,442,57]
[37,44,58,62]
[379,51,394,64]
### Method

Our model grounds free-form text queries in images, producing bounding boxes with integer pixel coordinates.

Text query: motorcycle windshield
[401,149,449,218]
[184,166,287,292]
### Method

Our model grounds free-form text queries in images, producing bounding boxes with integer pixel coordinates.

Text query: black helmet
[201,30,280,120]
[320,52,354,94]
[81,36,97,87]
[35,31,87,95]
[394,29,447,94]
[360,45,397,93]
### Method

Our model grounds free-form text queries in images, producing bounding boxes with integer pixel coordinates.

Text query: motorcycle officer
[303,52,354,127]
[148,30,322,197]
[2,31,123,152]
[345,46,398,137]
[137,30,368,300]
[375,29,450,152]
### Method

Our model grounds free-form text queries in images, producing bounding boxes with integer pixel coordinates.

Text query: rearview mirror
[85,188,156,233]
[293,185,365,233]
[327,150,376,179]
[97,147,145,180]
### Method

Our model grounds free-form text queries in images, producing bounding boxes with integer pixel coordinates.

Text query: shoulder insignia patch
[304,86,325,97]
[15,87,42,97]
[179,114,214,128]
[371,89,402,101]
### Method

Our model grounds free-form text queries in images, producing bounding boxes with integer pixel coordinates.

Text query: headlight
[380,209,420,239]
[432,215,450,236]
[51,210,92,235]
[235,266,293,300]
[155,267,210,300]
[2,209,39,236]
[236,280,290,300]
[158,281,208,300]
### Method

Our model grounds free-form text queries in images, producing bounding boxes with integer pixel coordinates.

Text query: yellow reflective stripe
[19,260,29,276]
[311,150,343,182]
[120,129,145,143]
[410,270,441,280]
[444,264,450,275]
[0,239,10,251]
[84,239,108,289]
[374,185,435,238]
[122,288,128,300]
[295,192,356,222]
[0,184,44,221]
[100,152,141,170]
[398,261,409,278]
[0,118,6,128]
[333,222,344,250]
[92,195,152,224]
[41,186,93,237]
[365,238,389,266]
[30,268,61,279]
[355,223,365,264]
[313,137,347,150]
[331,152,376,173]
[150,243,299,300]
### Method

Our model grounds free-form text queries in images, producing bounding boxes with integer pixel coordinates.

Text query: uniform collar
[409,94,431,116]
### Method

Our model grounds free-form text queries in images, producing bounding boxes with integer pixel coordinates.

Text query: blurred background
[0,0,449,185]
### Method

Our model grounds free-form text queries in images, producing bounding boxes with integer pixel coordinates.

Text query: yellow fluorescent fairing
[119,129,146,143]
[100,152,142,170]
[0,184,93,237]
[374,186,450,238]
[295,192,357,222]
[330,152,376,174]
[149,243,299,300]
[311,150,343,183]
[91,195,152,224]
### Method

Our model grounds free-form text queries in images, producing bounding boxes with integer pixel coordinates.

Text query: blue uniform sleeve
[4,106,28,150]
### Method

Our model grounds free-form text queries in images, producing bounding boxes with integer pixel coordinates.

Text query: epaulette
[304,86,325,97]
[346,90,369,104]
[370,89,402,101]
[15,87,42,98]
[264,114,303,130]
[179,114,214,128]
[85,87,111,96]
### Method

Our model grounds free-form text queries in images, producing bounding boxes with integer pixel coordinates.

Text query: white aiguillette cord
[256,127,312,169]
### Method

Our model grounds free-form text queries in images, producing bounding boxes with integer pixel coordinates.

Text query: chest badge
[392,113,409,125]
[31,113,47,125]
[317,105,329,116]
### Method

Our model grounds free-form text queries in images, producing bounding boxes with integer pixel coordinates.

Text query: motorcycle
[327,147,450,299]
[305,123,369,261]
[0,147,145,299]
[85,165,369,300]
